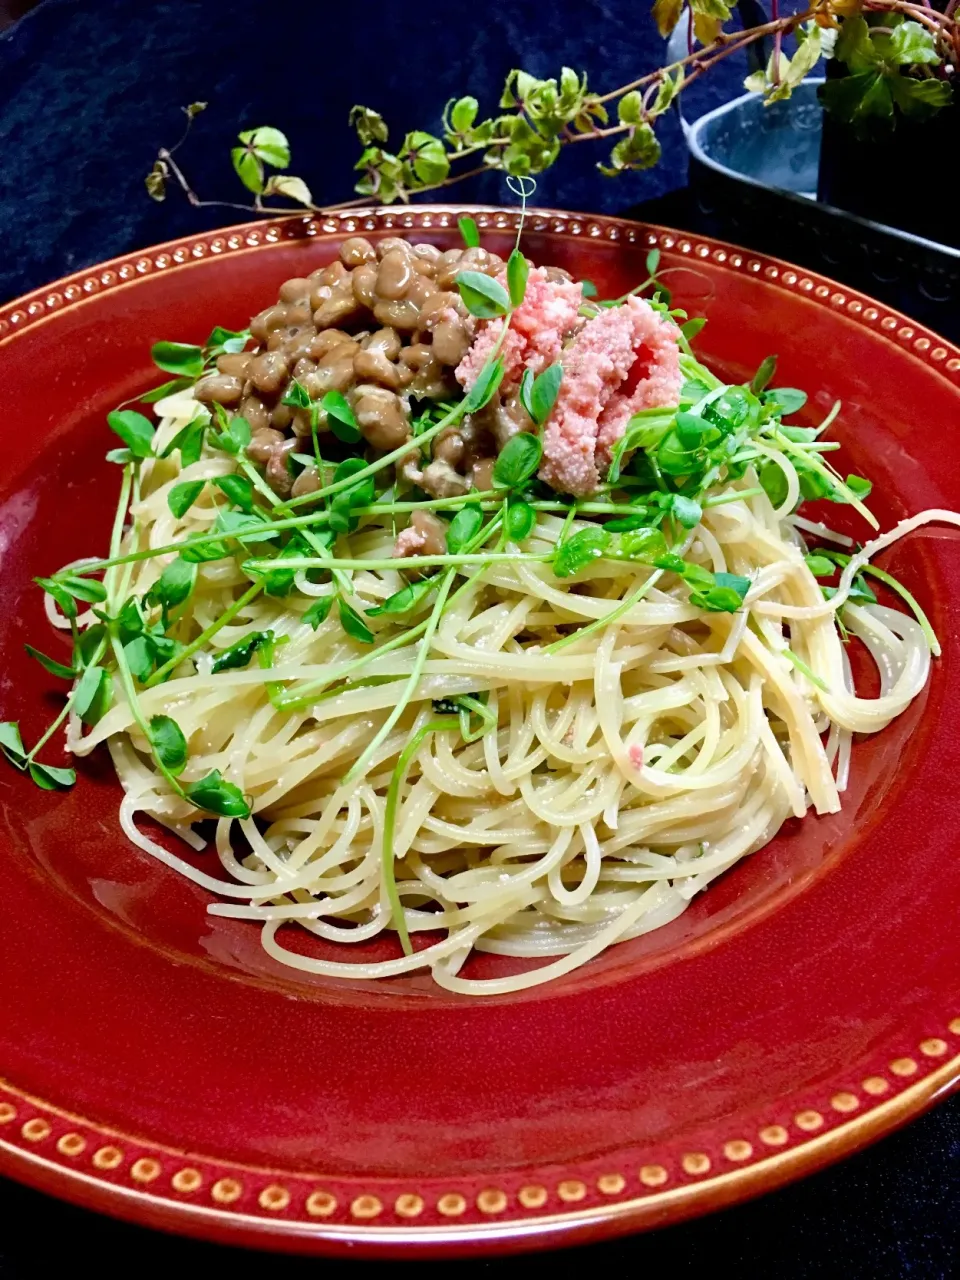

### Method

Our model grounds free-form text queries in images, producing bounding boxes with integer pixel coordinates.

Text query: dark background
[1,2,958,1275]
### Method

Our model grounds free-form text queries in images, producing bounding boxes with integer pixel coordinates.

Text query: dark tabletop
[1,2,958,1274]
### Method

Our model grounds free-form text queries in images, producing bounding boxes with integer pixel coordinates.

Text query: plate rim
[2,204,960,1255]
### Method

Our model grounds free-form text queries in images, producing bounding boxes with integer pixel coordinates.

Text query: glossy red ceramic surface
[1,208,959,1257]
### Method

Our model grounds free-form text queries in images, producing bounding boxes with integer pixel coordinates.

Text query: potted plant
[147,1,957,246]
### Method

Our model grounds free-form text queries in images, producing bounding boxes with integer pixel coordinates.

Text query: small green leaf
[669,494,702,528]
[149,714,189,775]
[887,20,939,67]
[264,174,313,207]
[29,761,76,790]
[115,598,144,645]
[211,630,273,673]
[148,557,197,613]
[161,417,206,466]
[0,721,26,763]
[680,317,707,342]
[845,474,873,499]
[646,248,661,277]
[759,460,789,508]
[751,355,778,395]
[282,379,311,409]
[184,769,250,818]
[56,574,108,605]
[804,554,835,578]
[73,664,111,726]
[140,377,194,403]
[766,387,807,416]
[506,250,529,309]
[302,596,335,629]
[529,364,563,426]
[370,579,437,616]
[35,578,77,619]
[77,623,107,667]
[25,644,76,681]
[321,390,361,444]
[450,97,479,133]
[123,636,154,682]
[151,341,205,378]
[506,498,536,542]
[554,526,611,577]
[493,433,542,490]
[106,448,134,465]
[214,474,256,513]
[238,125,291,169]
[458,215,480,248]
[168,479,205,519]
[211,412,252,456]
[580,280,598,298]
[618,89,644,125]
[205,326,250,356]
[107,409,155,459]
[619,527,667,561]
[445,505,481,554]
[456,271,510,319]
[339,598,375,644]
[463,358,504,413]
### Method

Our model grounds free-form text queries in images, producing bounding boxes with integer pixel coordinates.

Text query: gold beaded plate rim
[1,207,959,1255]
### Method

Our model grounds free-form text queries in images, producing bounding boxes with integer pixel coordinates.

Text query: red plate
[1,208,959,1257]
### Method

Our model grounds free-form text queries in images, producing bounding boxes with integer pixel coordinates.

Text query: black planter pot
[817,65,959,249]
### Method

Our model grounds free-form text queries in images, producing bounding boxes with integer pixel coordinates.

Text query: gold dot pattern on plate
[92,1145,124,1170]
[921,1038,948,1057]
[597,1173,626,1195]
[211,1178,243,1205]
[724,1140,753,1162]
[305,1191,337,1218]
[437,1192,467,1217]
[557,1180,587,1203]
[760,1125,790,1146]
[21,1118,51,1143]
[795,1111,824,1132]
[477,1188,508,1214]
[131,1158,161,1184]
[518,1184,548,1209]
[259,1185,290,1212]
[0,1103,16,1125]
[395,1193,424,1218]
[831,1093,860,1114]
[682,1153,711,1176]
[640,1164,669,1187]
[890,1058,918,1077]
[57,1133,86,1157]
[171,1168,203,1193]
[351,1194,382,1220]
[863,1076,890,1096]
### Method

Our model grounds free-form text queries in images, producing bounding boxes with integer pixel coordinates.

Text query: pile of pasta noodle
[65,385,946,996]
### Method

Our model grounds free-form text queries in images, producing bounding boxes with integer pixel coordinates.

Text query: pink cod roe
[539,296,682,497]
[455,267,583,394]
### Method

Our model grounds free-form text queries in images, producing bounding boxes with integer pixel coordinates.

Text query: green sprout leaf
[506,250,529,309]
[302,595,334,629]
[167,479,205,519]
[107,409,155,459]
[214,474,256,513]
[321,390,361,443]
[151,341,205,378]
[751,354,778,395]
[765,387,807,416]
[183,769,250,818]
[456,271,510,319]
[140,377,194,403]
[339,598,375,645]
[24,644,76,681]
[669,494,702,529]
[149,714,189,776]
[519,363,563,426]
[493,433,542,490]
[506,498,536,542]
[147,557,197,614]
[369,578,438,617]
[211,629,274,674]
[446,505,482,553]
[804,554,835,578]
[123,635,155,682]
[282,379,311,409]
[161,417,206,466]
[554,526,611,577]
[463,358,504,413]
[0,721,27,765]
[35,578,78,619]
[73,664,111,726]
[458,215,480,248]
[29,762,76,791]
